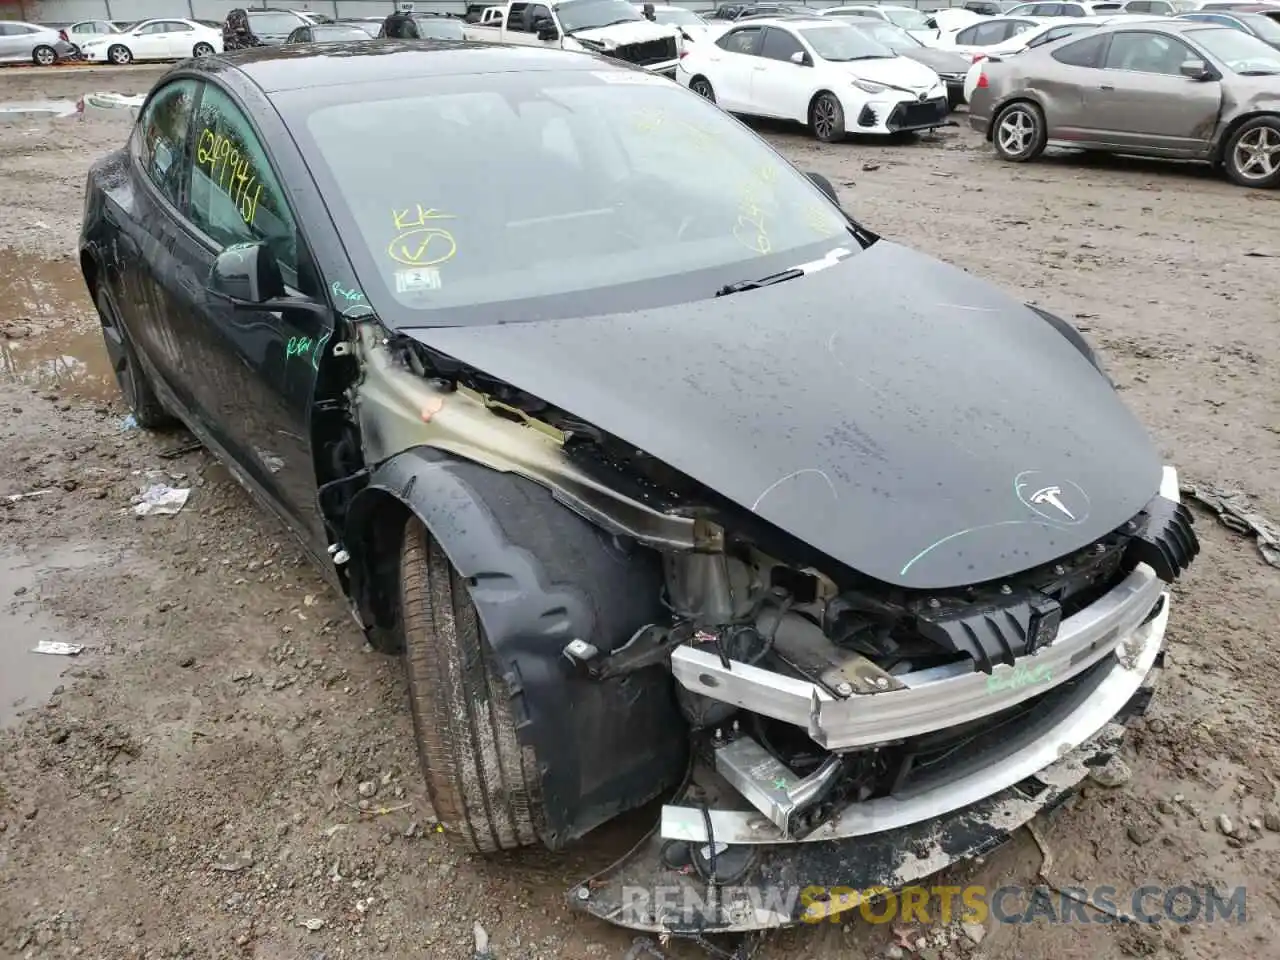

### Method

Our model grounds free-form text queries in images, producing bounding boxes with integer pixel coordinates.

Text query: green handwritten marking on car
[310,331,332,372]
[986,662,1053,695]
[286,336,314,360]
[331,279,364,304]
[772,777,788,790]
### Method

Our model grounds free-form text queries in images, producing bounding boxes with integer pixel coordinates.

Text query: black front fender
[345,446,688,848]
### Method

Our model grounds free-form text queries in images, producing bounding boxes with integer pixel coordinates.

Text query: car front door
[129,22,170,59]
[751,26,811,119]
[169,81,331,547]
[1089,30,1222,153]
[711,25,766,111]
[113,78,202,413]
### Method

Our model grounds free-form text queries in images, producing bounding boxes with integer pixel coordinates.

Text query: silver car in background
[0,20,78,66]
[969,20,1280,187]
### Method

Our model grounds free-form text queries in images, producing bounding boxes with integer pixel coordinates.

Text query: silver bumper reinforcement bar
[669,466,1180,754]
[662,588,1168,845]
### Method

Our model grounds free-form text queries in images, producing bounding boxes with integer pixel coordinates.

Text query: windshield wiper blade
[715,267,805,297]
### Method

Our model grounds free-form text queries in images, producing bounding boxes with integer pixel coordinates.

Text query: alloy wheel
[1232,125,1280,183]
[109,45,131,65]
[34,46,55,66]
[193,42,214,57]
[691,79,714,101]
[997,108,1035,157]
[813,95,838,141]
[99,314,139,410]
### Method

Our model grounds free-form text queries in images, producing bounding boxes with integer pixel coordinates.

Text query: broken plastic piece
[32,641,84,656]
[133,484,191,517]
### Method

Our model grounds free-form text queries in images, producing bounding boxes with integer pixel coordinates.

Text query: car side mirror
[209,242,284,303]
[926,16,938,28]
[1179,59,1213,81]
[207,243,329,317]
[535,18,559,40]
[804,170,840,206]
[789,50,811,66]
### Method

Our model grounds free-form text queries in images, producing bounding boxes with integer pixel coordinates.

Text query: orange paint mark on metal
[420,397,445,422]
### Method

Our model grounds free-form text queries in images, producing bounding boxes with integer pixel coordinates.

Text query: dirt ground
[2,65,1279,960]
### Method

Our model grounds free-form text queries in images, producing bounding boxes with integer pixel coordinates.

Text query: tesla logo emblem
[1015,472,1090,526]
[918,91,928,101]
[1029,486,1074,520]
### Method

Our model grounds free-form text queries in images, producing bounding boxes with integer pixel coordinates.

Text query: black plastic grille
[886,97,948,132]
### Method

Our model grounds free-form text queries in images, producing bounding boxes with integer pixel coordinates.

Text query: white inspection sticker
[591,70,670,85]
[394,267,441,294]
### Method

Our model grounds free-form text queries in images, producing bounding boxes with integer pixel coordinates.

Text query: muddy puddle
[0,543,111,729]
[0,250,115,402]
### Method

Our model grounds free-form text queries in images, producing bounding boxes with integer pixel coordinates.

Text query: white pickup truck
[463,0,683,77]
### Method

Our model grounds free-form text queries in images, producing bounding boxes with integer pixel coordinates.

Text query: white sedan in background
[65,19,125,53]
[677,17,948,142]
[642,4,715,40]
[78,18,222,64]
[818,5,941,43]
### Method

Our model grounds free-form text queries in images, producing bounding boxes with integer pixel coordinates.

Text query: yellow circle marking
[387,227,457,267]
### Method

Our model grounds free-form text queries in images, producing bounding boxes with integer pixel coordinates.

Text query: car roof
[205,39,643,94]
[727,15,837,26]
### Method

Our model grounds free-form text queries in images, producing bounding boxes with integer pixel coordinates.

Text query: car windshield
[312,25,375,40]
[800,24,897,60]
[1243,14,1280,42]
[883,8,931,29]
[556,0,643,31]
[414,18,466,38]
[654,8,705,25]
[847,19,923,50]
[290,71,855,325]
[1189,25,1280,72]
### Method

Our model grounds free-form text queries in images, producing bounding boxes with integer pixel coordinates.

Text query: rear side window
[1051,32,1107,65]
[717,25,764,53]
[1060,4,1086,14]
[189,85,299,286]
[249,12,302,33]
[958,21,1010,44]
[135,78,198,208]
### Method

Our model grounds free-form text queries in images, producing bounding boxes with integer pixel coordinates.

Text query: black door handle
[1099,83,1114,90]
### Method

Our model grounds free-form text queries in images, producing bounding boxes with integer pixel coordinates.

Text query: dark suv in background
[247,8,331,44]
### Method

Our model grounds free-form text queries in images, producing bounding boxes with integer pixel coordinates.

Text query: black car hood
[406,241,1162,590]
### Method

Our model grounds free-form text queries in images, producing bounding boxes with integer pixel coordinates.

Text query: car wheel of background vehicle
[399,516,542,854]
[1223,116,1280,189]
[94,285,175,429]
[193,42,215,57]
[32,45,56,66]
[689,76,716,102]
[992,100,1046,162]
[809,91,845,143]
[108,44,132,65]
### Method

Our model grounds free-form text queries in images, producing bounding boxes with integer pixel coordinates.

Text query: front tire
[992,101,1046,162]
[193,42,215,57]
[107,44,132,65]
[32,45,56,66]
[95,285,174,429]
[689,76,716,102]
[399,516,543,853]
[1223,116,1280,189]
[809,91,845,143]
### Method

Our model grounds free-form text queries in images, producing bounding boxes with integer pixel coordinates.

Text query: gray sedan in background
[844,18,977,104]
[0,20,78,65]
[969,21,1280,187]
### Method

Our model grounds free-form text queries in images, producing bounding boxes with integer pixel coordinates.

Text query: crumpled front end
[567,468,1197,933]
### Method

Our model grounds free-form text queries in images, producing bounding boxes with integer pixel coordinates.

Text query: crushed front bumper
[568,468,1184,933]
[569,599,1166,931]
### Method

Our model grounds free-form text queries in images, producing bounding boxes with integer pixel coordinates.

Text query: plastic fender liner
[345,446,688,848]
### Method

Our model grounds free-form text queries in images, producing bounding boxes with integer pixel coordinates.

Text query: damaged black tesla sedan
[79,39,1198,934]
